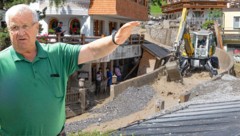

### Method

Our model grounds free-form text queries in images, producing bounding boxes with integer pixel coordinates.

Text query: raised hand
[114,21,140,45]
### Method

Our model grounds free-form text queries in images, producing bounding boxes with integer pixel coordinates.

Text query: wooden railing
[36,34,145,45]
[36,34,101,45]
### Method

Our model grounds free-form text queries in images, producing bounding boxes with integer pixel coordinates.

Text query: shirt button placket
[32,63,38,78]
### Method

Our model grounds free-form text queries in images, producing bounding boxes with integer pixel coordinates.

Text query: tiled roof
[112,100,240,136]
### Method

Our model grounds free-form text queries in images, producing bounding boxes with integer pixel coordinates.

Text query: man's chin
[17,41,31,46]
[15,43,31,49]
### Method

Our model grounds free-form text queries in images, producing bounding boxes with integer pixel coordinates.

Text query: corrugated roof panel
[112,100,240,136]
[142,43,170,59]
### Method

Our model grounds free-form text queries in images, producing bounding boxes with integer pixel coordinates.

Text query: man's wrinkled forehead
[8,11,33,25]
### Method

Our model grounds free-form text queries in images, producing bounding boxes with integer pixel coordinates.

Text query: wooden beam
[214,21,224,49]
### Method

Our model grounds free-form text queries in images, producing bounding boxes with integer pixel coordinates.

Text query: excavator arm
[183,31,194,57]
[173,8,194,58]
[166,8,194,82]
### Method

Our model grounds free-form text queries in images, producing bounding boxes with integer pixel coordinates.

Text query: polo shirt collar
[10,41,48,62]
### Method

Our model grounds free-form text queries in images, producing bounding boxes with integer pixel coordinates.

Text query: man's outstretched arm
[78,21,140,64]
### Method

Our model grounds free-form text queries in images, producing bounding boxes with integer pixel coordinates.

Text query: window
[227,44,240,54]
[49,18,58,29]
[93,20,104,36]
[48,18,58,34]
[234,16,240,29]
[69,18,80,35]
[109,21,117,34]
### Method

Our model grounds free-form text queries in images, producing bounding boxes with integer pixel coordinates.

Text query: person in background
[0,4,140,135]
[198,36,207,48]
[106,67,112,93]
[115,65,122,82]
[55,21,65,41]
[95,67,103,95]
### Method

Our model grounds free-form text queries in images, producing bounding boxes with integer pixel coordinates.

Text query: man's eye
[22,25,29,29]
[11,26,19,31]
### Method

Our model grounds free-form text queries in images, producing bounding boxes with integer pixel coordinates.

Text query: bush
[48,28,55,34]
[37,34,48,43]
[201,20,214,29]
[0,28,10,50]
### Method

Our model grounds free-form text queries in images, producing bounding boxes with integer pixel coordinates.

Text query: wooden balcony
[88,0,148,21]
[162,0,227,13]
[36,34,145,45]
[37,34,144,63]
[222,29,240,41]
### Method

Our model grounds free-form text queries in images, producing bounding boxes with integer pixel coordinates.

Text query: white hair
[5,4,39,26]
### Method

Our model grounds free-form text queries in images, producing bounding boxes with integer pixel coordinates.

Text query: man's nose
[17,28,26,35]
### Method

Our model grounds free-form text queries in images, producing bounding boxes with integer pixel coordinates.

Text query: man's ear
[36,22,40,30]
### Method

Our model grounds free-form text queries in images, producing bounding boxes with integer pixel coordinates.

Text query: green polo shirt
[0,41,81,135]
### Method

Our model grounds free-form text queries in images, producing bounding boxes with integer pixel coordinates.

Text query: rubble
[65,85,155,133]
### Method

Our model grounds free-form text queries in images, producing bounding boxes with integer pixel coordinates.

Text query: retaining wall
[110,67,165,100]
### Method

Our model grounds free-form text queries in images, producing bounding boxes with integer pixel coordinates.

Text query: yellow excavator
[166,8,219,82]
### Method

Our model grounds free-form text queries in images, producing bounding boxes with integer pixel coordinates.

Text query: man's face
[8,11,39,52]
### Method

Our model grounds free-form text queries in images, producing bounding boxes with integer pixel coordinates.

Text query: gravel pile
[188,74,240,104]
[152,74,240,117]
[65,85,155,133]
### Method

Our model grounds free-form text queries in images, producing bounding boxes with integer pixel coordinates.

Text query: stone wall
[146,25,178,47]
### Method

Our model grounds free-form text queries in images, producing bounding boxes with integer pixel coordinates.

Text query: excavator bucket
[165,60,182,82]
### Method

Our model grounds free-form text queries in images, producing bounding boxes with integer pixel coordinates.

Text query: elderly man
[0,4,139,135]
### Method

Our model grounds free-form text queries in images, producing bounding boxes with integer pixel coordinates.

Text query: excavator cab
[167,29,218,81]
[190,30,218,76]
[192,30,214,59]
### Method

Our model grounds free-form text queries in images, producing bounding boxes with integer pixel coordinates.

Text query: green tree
[151,0,163,7]
[201,9,223,29]
[201,20,214,29]
[207,9,222,20]
[49,0,66,7]
[148,0,166,15]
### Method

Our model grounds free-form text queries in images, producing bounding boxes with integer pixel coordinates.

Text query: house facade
[33,0,148,90]
[222,7,240,56]
[37,0,148,36]
[161,0,227,29]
